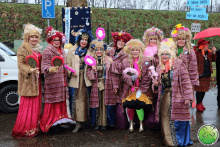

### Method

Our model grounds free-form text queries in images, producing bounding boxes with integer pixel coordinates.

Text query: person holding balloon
[66,29,94,133]
[85,28,119,130]
[40,26,74,133]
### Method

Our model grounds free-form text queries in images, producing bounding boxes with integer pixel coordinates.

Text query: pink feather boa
[123,67,139,77]
[143,45,158,57]
[148,66,158,81]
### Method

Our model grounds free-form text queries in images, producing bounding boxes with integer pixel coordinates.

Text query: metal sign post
[41,0,55,27]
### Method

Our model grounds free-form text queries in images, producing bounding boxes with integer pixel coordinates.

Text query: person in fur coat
[66,29,94,133]
[40,26,74,133]
[107,31,133,129]
[142,27,164,130]
[153,38,193,146]
[86,39,119,131]
[171,24,199,88]
[11,24,43,138]
[120,39,153,133]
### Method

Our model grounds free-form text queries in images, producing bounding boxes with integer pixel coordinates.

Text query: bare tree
[172,0,187,11]
[146,0,167,10]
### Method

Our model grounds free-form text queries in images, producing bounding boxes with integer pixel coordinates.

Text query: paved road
[0,88,220,147]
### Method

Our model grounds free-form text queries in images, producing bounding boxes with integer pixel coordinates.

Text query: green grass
[0,2,220,49]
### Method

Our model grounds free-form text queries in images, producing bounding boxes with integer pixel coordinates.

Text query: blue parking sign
[41,0,55,18]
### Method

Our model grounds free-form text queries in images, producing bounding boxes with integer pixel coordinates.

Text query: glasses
[53,39,61,42]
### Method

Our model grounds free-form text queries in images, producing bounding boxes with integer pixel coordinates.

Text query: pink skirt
[40,100,74,132]
[11,87,42,138]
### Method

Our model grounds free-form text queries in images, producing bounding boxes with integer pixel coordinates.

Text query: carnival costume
[86,35,119,130]
[171,24,199,87]
[142,27,163,130]
[107,31,133,129]
[120,39,152,133]
[40,26,74,133]
[66,29,93,133]
[12,24,43,138]
[154,39,193,146]
[194,39,216,111]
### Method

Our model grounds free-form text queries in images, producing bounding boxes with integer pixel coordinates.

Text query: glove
[132,75,138,81]
[29,68,39,75]
[49,66,59,73]
[136,90,142,99]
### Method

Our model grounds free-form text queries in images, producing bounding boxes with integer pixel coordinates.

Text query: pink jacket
[178,48,199,86]
[154,58,194,122]
[86,56,119,108]
[41,44,69,103]
[107,47,128,102]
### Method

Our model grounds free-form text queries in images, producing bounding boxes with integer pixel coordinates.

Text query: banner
[187,0,210,6]
[186,12,209,20]
[62,7,91,45]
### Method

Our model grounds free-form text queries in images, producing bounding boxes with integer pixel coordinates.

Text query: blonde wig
[171,24,193,54]
[124,39,145,73]
[158,38,177,71]
[22,24,42,44]
[88,39,107,65]
[142,27,164,49]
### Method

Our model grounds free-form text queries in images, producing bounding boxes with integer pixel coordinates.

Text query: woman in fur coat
[66,29,94,133]
[86,39,118,130]
[11,24,43,138]
[142,27,163,130]
[40,26,74,133]
[107,31,133,129]
[154,39,193,146]
[171,24,199,89]
[120,39,153,133]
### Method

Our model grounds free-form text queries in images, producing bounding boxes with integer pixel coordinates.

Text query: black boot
[94,126,100,131]
[101,126,106,131]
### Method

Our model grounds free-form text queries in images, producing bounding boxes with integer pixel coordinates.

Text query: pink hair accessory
[148,66,158,81]
[171,33,178,37]
[162,38,168,42]
[96,28,105,40]
[123,67,139,77]
[183,28,189,31]
[84,55,96,66]
[129,45,132,48]
[64,65,75,73]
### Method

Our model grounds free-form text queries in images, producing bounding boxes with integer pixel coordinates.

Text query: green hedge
[0,3,220,48]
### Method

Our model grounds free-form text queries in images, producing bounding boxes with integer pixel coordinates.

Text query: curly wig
[158,38,177,72]
[111,32,133,48]
[171,24,193,54]
[143,27,163,48]
[124,39,145,73]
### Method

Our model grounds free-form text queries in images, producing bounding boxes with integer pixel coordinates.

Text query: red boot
[201,102,206,110]
[196,103,204,112]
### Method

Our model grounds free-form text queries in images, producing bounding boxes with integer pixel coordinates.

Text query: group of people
[11,23,217,147]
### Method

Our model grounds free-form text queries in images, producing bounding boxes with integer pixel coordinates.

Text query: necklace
[204,55,207,60]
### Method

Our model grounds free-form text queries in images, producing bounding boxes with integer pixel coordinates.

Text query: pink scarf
[131,58,140,92]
